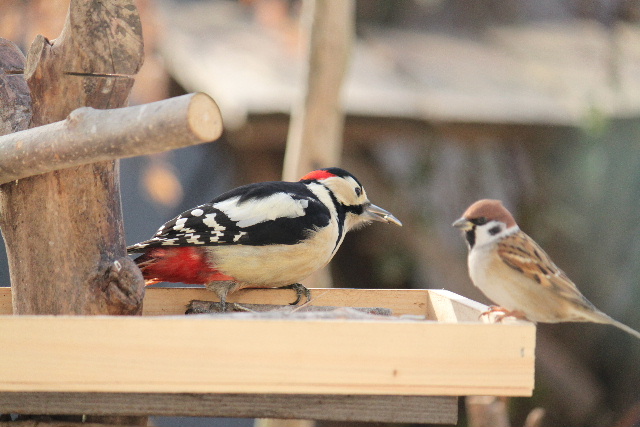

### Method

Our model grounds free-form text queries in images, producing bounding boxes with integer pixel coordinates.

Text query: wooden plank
[1,287,517,321]
[0,287,431,316]
[0,314,534,396]
[0,288,534,422]
[427,289,493,322]
[0,392,458,424]
[143,287,430,316]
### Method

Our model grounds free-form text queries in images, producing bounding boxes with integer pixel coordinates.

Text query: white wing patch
[202,213,226,241]
[215,193,310,228]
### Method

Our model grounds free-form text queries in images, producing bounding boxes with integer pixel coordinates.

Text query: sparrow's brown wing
[496,231,596,310]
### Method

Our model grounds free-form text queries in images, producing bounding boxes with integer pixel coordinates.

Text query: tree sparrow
[453,199,640,339]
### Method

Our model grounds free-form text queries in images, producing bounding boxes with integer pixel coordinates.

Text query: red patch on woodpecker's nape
[299,169,337,182]
[135,246,235,285]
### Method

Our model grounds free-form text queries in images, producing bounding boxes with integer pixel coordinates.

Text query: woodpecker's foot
[278,283,312,305]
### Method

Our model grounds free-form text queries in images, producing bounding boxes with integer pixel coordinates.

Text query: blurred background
[2,0,640,426]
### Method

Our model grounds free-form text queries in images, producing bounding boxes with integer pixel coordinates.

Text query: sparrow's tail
[609,318,640,340]
[588,310,640,340]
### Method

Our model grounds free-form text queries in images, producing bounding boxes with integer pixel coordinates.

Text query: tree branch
[0,93,222,185]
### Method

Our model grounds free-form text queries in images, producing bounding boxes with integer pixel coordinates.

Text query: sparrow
[128,167,402,310]
[453,199,640,339]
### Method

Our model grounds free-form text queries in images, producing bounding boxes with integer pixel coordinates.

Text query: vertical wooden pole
[0,0,145,316]
[281,0,355,181]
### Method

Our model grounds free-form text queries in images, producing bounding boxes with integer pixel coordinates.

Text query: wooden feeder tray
[0,287,536,424]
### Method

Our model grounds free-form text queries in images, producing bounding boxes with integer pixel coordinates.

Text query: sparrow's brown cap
[460,199,517,228]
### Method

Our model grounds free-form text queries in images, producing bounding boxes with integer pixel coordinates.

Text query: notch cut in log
[0,93,222,185]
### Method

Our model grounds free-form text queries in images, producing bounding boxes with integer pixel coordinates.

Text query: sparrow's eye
[473,217,489,226]
[355,187,362,197]
[488,225,502,235]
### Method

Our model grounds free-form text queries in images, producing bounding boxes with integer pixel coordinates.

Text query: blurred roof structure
[157,0,640,130]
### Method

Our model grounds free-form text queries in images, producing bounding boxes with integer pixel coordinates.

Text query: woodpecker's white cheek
[215,193,310,227]
[307,183,337,216]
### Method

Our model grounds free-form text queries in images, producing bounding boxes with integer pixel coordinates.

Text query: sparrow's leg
[277,283,312,305]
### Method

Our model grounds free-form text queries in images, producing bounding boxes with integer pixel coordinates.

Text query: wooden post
[0,0,145,316]
[281,0,355,181]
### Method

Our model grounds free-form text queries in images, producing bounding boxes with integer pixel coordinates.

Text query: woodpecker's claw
[278,283,312,305]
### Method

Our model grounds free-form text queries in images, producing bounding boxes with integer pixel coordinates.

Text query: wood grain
[0,314,535,396]
[0,393,458,424]
[0,39,31,135]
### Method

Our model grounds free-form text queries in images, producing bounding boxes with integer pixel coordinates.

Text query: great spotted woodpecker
[127,167,402,310]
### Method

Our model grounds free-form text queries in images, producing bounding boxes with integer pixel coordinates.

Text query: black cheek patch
[465,229,476,248]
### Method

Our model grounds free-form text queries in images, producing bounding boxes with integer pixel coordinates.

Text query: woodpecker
[127,167,402,310]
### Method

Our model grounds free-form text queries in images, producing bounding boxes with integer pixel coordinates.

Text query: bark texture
[0,0,145,315]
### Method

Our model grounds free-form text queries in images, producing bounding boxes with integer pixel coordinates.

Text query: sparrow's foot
[480,306,527,323]
[278,283,312,305]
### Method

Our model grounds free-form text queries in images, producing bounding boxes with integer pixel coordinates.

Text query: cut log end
[187,92,223,142]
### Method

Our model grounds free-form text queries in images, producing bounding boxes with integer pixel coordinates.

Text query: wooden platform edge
[0,286,529,324]
[0,392,458,424]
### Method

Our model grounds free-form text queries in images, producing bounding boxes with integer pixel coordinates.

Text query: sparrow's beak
[365,203,402,226]
[452,217,473,231]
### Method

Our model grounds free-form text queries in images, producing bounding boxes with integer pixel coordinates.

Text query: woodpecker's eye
[355,187,362,197]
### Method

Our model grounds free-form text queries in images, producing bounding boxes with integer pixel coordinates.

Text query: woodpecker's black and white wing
[127,181,332,252]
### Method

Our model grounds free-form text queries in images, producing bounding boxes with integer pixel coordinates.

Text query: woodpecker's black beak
[365,204,402,226]
[452,217,473,231]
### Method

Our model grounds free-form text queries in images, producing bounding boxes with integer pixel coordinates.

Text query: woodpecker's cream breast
[204,223,339,287]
